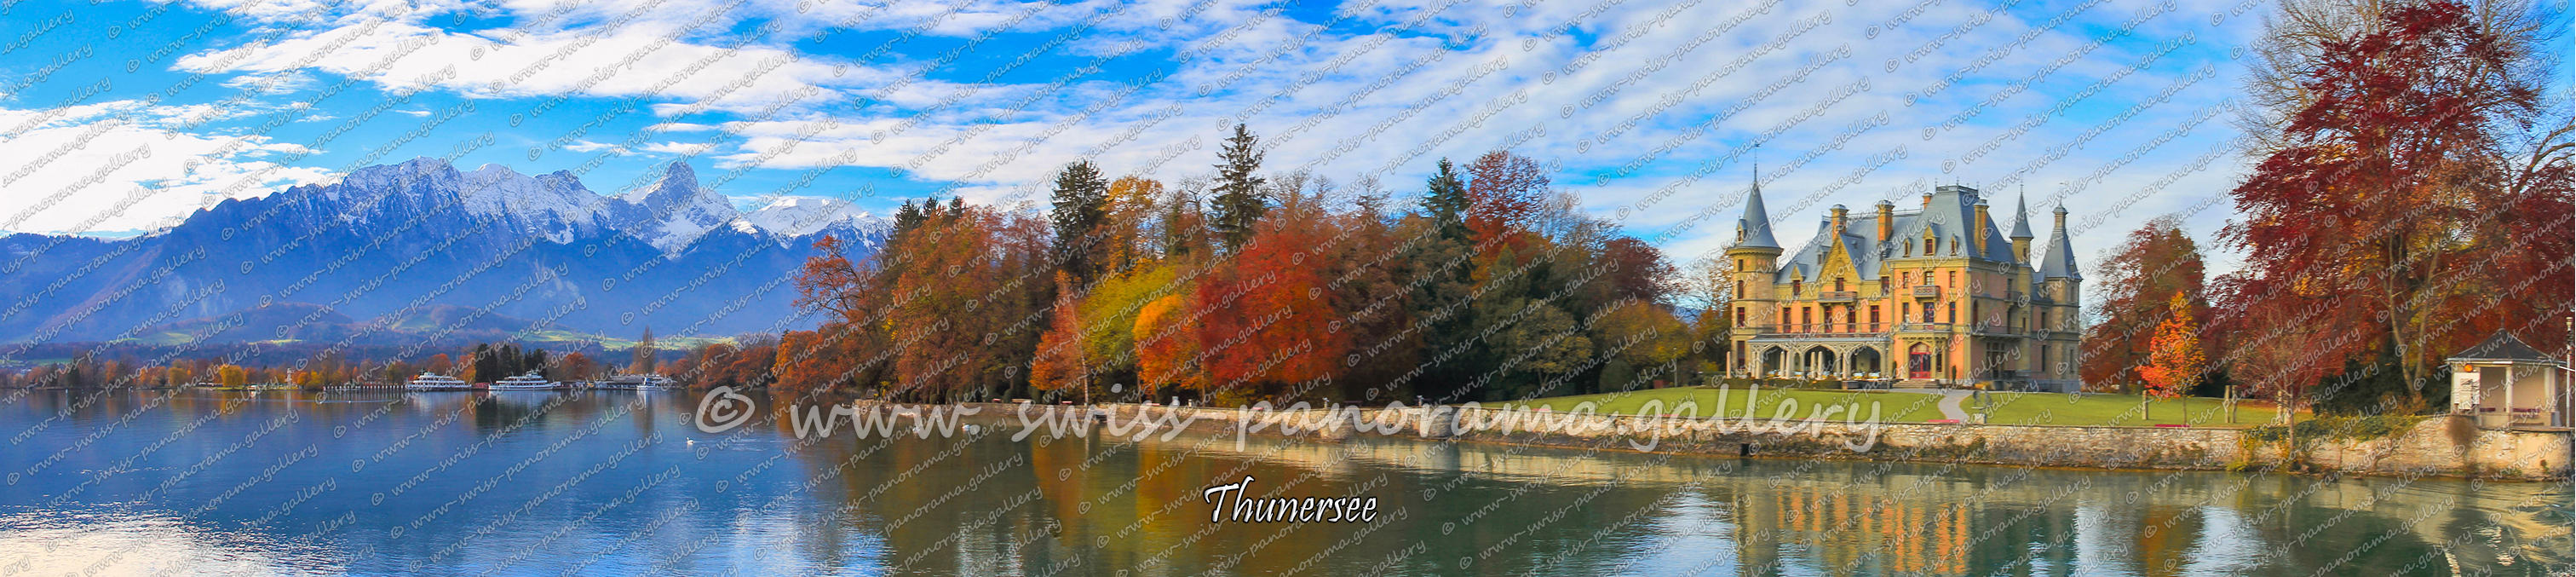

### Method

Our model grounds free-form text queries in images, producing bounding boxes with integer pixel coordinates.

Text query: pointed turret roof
[2008,191,2034,239]
[2038,205,2081,280]
[1734,180,1780,250]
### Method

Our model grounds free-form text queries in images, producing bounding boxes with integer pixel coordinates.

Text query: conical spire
[2039,205,2082,280]
[2008,188,2034,239]
[1734,165,1780,250]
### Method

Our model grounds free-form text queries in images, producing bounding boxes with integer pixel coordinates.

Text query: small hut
[2447,331,2569,428]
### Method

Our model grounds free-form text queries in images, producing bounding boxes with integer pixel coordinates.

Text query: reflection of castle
[1724,182,2083,390]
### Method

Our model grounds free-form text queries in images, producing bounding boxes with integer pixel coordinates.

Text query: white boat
[405,372,472,390]
[597,373,680,389]
[490,371,560,390]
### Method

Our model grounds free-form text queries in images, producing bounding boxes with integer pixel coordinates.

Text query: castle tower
[1726,179,1784,376]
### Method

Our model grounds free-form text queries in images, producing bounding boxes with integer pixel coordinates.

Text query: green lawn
[1502,388,1952,423]
[1506,387,2285,428]
[1970,391,2281,428]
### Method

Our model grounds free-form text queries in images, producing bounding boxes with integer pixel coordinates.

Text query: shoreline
[934,401,2573,482]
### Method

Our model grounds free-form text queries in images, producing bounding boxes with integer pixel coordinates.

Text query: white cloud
[0,101,334,234]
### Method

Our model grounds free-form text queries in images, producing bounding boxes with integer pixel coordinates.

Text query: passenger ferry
[405,372,472,390]
[490,371,560,390]
[595,373,680,389]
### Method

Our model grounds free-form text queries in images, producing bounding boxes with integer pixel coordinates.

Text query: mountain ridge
[0,158,884,349]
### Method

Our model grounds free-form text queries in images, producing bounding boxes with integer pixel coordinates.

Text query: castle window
[1880,277,1890,293]
[1923,239,1934,255]
[1946,303,1957,324]
[1946,271,1956,287]
[1869,305,1881,331]
[1801,307,1813,332]
[1901,272,1912,286]
[1792,280,1802,296]
[1735,307,1745,326]
[1834,278,1845,291]
[1734,280,1743,298]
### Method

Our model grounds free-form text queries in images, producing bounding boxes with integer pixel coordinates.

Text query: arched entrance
[1850,347,1884,378]
[1803,346,1837,378]
[1762,347,1787,377]
[1907,343,1934,380]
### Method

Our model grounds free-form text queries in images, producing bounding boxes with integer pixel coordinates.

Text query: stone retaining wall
[1043,403,2572,481]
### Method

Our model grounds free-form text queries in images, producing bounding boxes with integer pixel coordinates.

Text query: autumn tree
[2217,0,2570,413]
[1029,272,1090,400]
[2080,216,2209,393]
[1193,201,1349,404]
[2136,291,2206,401]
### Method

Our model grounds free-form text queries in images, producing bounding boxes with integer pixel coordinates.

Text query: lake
[2,388,2566,575]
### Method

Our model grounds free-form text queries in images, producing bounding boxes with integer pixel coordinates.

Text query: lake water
[2,388,2567,575]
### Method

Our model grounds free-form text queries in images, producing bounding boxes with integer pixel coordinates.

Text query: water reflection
[0,389,2564,575]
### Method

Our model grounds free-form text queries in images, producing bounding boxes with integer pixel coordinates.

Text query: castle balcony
[1970,324,2021,337]
[1818,291,1858,303]
[1898,322,1954,332]
[1912,286,1942,298]
[1750,323,1894,338]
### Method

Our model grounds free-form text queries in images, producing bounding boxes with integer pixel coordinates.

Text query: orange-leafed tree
[1029,272,1089,400]
[773,328,852,400]
[1133,292,1203,395]
[2080,216,2207,393]
[216,365,247,388]
[1193,207,1350,404]
[2136,291,2205,401]
[426,354,453,376]
[1463,150,1548,251]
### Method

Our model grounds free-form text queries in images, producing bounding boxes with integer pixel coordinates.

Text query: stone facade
[1721,183,2083,391]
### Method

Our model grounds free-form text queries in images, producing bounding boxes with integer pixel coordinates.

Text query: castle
[1723,182,2083,391]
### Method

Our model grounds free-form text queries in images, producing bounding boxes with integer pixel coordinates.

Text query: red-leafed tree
[1193,211,1350,404]
[2080,216,2208,393]
[2217,0,2569,413]
[1464,150,1549,251]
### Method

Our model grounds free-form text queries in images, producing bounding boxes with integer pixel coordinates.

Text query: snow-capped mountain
[613,163,750,252]
[0,158,885,345]
[744,196,887,239]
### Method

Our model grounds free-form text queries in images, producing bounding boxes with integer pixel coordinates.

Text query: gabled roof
[1770,186,2027,283]
[2449,331,2564,364]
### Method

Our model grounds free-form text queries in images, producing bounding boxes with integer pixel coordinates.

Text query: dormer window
[1834,278,1845,291]
[1792,280,1802,296]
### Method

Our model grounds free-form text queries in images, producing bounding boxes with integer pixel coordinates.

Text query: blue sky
[0,0,2292,273]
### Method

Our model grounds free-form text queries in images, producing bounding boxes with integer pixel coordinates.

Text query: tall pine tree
[1207,124,1268,253]
[1049,161,1112,284]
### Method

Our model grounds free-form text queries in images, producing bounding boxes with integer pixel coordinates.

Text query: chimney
[1875,200,1894,242]
[1830,205,1849,237]
[1973,199,1991,257]
[1921,191,1933,209]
